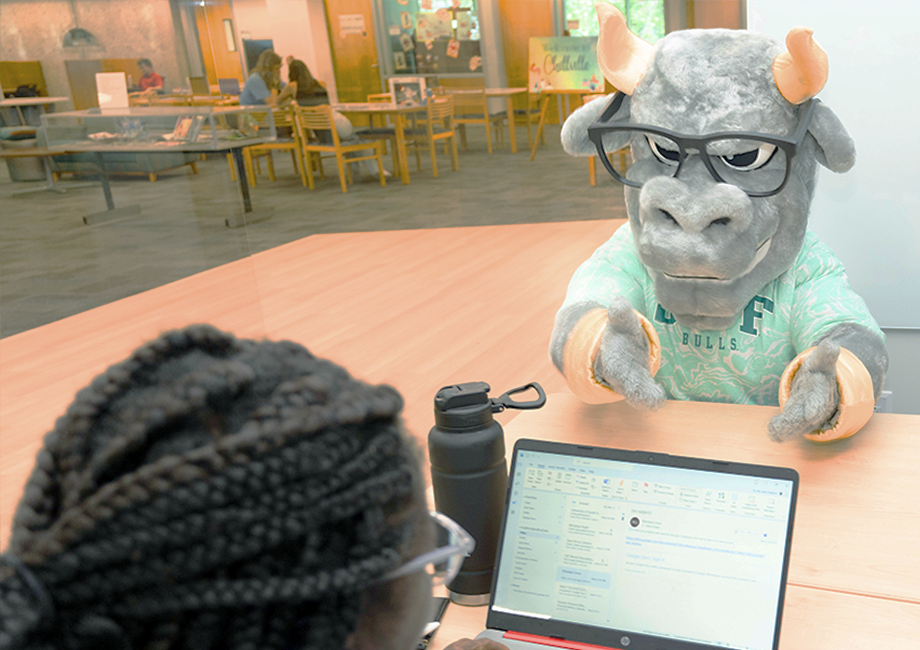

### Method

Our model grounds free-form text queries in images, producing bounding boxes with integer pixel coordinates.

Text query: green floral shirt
[560,224,883,406]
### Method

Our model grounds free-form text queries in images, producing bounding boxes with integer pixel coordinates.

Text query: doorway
[323,0,383,108]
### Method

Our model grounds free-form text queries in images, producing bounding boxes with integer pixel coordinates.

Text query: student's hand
[443,639,510,650]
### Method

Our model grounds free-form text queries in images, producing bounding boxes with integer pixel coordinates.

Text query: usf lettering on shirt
[655,296,775,351]
[560,225,882,406]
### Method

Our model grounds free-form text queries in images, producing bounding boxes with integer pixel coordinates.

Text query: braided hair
[0,325,424,650]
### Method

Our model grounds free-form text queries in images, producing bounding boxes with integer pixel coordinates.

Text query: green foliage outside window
[565,0,665,44]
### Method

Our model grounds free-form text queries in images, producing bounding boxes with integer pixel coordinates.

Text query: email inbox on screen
[491,452,793,650]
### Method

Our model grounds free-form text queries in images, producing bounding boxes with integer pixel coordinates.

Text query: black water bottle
[428,381,546,605]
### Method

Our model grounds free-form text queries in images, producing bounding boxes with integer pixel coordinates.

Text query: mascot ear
[561,93,631,157]
[808,102,856,173]
[596,2,654,95]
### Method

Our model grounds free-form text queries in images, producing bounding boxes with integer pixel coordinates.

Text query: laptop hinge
[503,631,623,650]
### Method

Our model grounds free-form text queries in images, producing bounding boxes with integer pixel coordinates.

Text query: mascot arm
[550,225,666,407]
[552,298,664,407]
[770,323,886,442]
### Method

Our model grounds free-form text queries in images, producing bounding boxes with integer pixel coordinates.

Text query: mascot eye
[647,136,680,165]
[719,143,777,171]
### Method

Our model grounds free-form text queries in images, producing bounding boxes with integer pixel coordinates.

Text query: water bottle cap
[434,382,490,411]
[434,382,494,430]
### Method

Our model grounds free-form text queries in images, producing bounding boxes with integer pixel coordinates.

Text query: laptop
[218,78,241,96]
[188,76,211,96]
[476,439,799,650]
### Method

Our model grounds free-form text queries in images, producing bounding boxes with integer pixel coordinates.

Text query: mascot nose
[639,174,753,234]
[658,209,733,230]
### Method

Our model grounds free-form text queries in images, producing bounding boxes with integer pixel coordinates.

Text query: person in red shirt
[136,58,164,92]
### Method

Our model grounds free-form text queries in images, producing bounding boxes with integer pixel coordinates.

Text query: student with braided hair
[0,324,507,650]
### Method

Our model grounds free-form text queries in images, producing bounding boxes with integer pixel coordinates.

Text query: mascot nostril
[659,210,679,226]
[551,3,887,444]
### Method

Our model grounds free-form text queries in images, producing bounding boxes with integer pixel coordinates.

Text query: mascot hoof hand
[768,339,841,441]
[595,297,666,410]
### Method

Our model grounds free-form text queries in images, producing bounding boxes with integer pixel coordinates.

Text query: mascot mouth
[663,237,773,282]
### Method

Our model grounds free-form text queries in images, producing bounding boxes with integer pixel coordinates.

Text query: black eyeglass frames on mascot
[587,92,819,198]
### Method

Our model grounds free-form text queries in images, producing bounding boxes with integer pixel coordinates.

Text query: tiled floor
[0,124,628,337]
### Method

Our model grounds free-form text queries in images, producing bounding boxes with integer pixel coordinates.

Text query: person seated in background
[286,57,329,107]
[0,324,505,650]
[135,58,164,93]
[239,49,295,107]
[281,57,353,144]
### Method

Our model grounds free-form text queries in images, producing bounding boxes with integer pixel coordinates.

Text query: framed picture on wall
[388,76,427,107]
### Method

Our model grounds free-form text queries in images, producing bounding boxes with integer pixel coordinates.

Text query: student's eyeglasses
[587,92,818,198]
[384,511,475,587]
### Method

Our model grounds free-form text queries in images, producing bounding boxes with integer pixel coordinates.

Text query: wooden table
[332,101,427,185]
[432,394,920,650]
[3,218,915,647]
[1,220,617,547]
[530,88,596,161]
[189,95,238,107]
[444,87,528,154]
[128,94,237,108]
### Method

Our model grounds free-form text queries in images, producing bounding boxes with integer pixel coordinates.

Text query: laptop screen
[489,442,797,650]
[218,78,241,96]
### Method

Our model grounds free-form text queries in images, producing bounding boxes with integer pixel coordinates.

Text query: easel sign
[528,37,602,93]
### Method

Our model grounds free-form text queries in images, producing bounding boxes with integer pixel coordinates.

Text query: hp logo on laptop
[620,636,630,646]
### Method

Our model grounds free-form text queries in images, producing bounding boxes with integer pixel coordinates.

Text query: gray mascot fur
[551,4,887,442]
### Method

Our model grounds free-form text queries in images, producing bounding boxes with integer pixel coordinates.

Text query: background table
[432,394,920,649]
[333,102,426,185]
[47,138,269,226]
[0,96,70,125]
[0,147,95,195]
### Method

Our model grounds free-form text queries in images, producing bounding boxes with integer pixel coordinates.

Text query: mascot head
[563,3,856,330]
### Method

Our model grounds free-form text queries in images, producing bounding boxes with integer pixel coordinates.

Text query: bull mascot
[552,3,888,442]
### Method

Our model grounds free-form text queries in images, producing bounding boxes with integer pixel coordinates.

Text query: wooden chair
[227,109,274,187]
[242,105,309,187]
[444,88,505,154]
[296,104,386,193]
[514,92,544,149]
[582,94,629,187]
[403,96,459,178]
[359,92,401,175]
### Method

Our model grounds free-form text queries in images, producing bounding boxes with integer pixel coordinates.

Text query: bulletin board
[383,2,483,75]
[528,37,603,93]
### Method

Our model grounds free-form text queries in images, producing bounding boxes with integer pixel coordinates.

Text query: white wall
[231,0,273,41]
[748,0,920,329]
[747,0,920,413]
[305,0,336,102]
[230,0,335,101]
